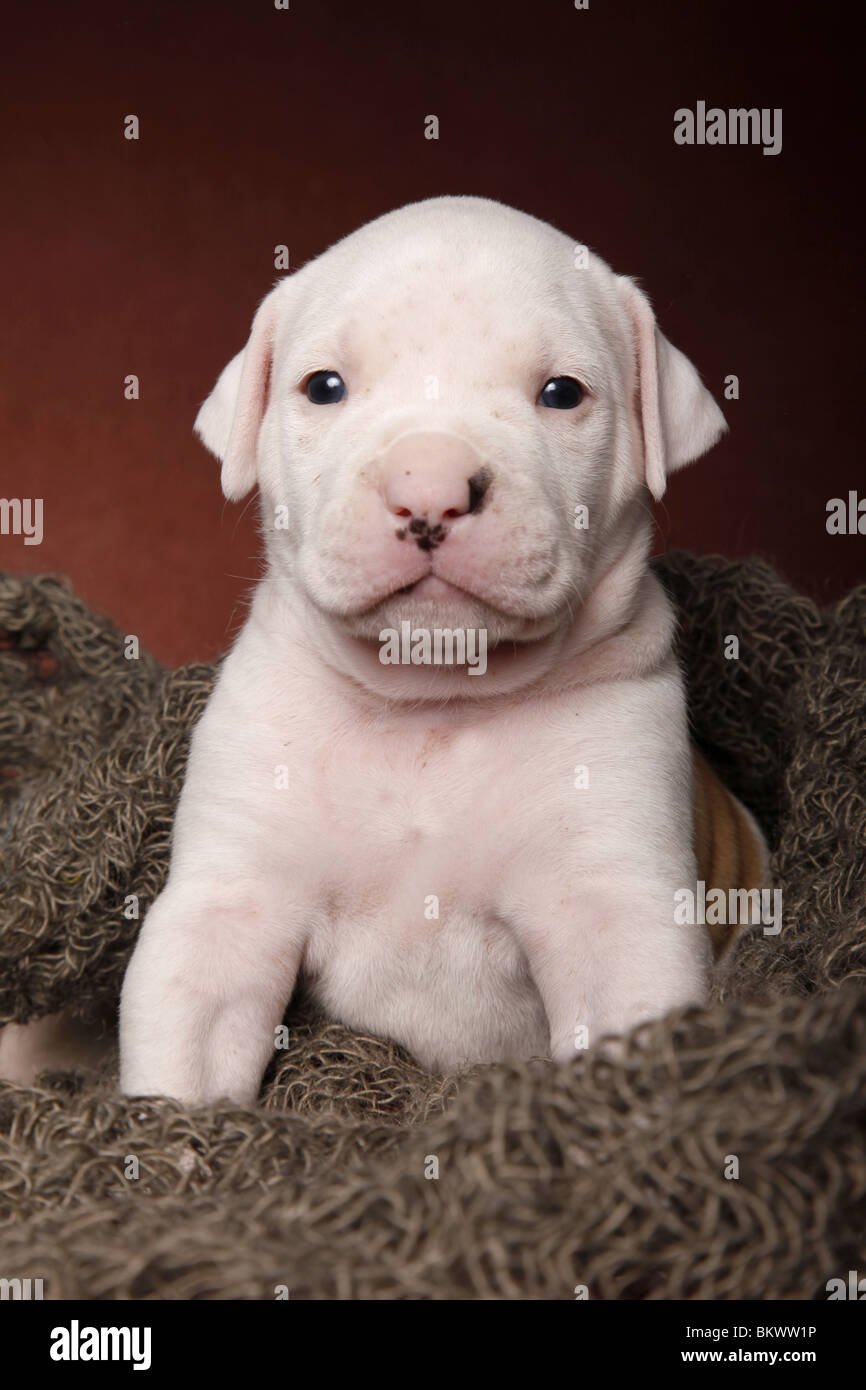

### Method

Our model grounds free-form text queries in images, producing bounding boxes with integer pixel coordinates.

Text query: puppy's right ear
[194,292,279,501]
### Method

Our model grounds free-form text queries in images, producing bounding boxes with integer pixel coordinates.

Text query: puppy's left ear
[617,276,727,502]
[194,291,279,501]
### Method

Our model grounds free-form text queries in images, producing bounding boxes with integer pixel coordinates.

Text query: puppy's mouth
[391,575,467,602]
[334,570,566,647]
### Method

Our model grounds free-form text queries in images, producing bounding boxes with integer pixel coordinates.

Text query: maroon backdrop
[2,0,863,664]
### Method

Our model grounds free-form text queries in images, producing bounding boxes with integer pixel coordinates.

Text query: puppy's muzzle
[380,431,492,550]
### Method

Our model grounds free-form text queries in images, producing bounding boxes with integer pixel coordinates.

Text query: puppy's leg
[514,882,710,1064]
[119,876,304,1106]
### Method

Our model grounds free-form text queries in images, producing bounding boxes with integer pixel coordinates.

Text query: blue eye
[306,370,347,404]
[539,376,584,409]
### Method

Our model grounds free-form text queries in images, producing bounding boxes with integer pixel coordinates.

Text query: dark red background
[2,0,863,665]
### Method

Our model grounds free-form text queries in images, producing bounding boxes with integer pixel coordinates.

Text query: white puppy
[1,197,762,1101]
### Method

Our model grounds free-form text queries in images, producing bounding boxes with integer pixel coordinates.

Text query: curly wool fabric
[0,552,864,1300]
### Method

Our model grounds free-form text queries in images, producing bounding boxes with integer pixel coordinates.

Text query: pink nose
[380,432,491,532]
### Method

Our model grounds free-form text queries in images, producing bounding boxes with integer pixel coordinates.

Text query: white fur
[19,198,732,1103]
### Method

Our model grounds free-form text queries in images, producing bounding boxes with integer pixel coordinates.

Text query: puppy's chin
[335,589,564,646]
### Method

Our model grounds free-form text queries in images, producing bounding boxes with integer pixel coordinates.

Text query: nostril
[467,468,493,514]
[442,507,462,519]
[393,506,413,517]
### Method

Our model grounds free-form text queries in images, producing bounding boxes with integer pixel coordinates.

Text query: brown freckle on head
[395,528,406,540]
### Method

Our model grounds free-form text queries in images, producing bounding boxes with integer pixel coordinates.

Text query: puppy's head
[196,197,725,650]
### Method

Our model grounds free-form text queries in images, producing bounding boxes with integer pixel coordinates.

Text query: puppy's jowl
[5,197,771,1102]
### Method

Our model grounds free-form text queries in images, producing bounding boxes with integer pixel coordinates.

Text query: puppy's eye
[539,376,584,409]
[305,370,347,404]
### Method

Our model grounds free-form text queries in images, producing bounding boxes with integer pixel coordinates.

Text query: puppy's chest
[285,714,554,1068]
[270,694,615,914]
[253,690,632,1068]
[294,719,510,905]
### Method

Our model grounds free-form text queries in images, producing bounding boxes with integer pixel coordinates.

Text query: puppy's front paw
[119,878,304,1106]
[549,976,706,1066]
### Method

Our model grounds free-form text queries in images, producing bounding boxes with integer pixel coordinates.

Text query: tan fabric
[692,747,768,958]
[0,550,864,1300]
